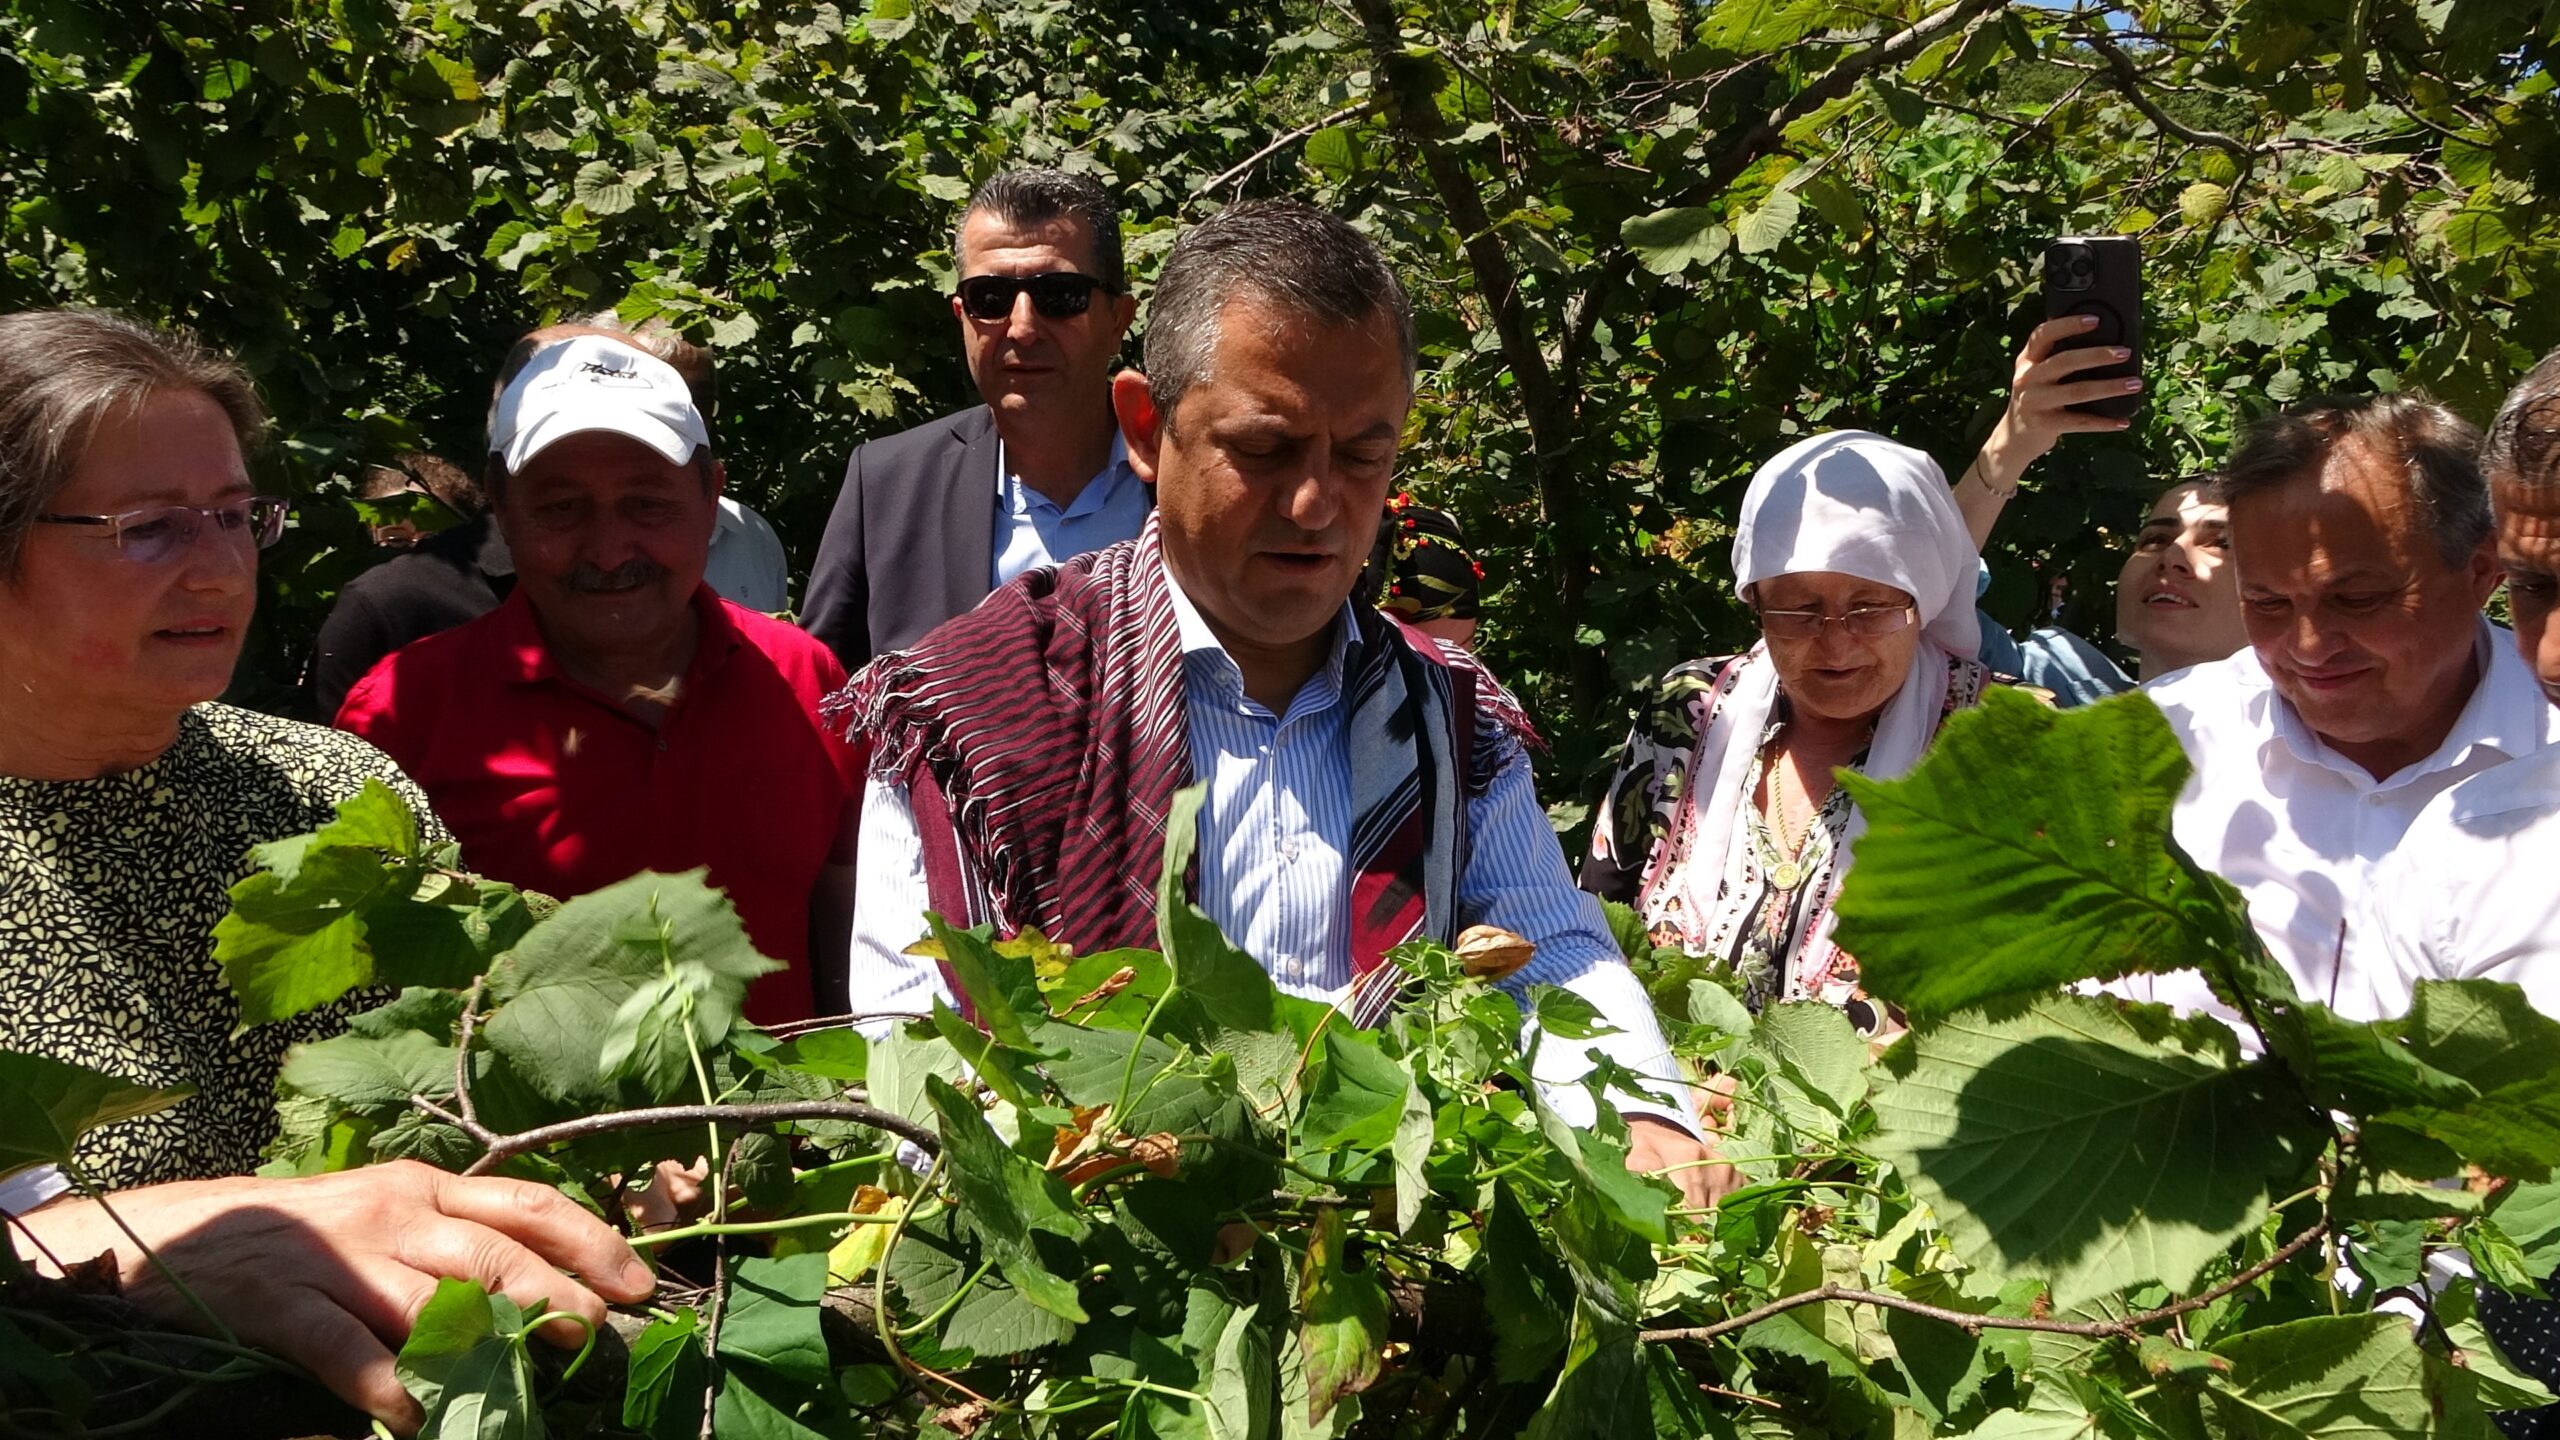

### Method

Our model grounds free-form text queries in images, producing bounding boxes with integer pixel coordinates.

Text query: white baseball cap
[489,335,709,474]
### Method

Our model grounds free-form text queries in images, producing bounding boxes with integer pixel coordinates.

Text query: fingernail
[2080,314,2100,326]
[2124,378,2144,391]
[2112,347,2130,359]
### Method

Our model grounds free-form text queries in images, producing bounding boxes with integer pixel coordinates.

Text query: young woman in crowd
[1958,316,2248,690]
[1579,431,1995,1034]
[0,307,647,1435]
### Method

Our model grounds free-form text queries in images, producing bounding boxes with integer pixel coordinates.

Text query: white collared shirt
[2125,620,2556,1024]
[2353,742,2560,1019]
[846,547,1695,1134]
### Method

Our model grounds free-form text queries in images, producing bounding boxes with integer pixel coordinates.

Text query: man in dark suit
[802,169,1146,670]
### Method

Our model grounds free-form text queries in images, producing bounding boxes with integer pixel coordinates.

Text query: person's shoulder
[2438,742,2560,827]
[851,406,992,471]
[2137,649,2266,733]
[185,703,424,793]
[722,598,848,684]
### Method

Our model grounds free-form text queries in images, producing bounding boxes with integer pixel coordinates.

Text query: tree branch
[1203,99,1376,195]
[2078,28,2253,159]
[407,1096,943,1177]
[1638,1221,2327,1346]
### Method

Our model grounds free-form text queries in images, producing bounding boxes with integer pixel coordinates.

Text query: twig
[1202,100,1376,194]
[1637,1221,2328,1345]
[2077,28,2253,159]
[406,1096,942,1176]
[453,975,486,1129]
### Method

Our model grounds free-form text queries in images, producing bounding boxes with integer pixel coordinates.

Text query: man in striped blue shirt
[840,200,1718,1204]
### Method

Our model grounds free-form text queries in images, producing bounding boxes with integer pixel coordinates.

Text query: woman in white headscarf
[1581,432,1995,1036]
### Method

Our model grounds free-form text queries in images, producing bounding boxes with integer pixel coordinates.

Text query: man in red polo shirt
[337,334,855,1024]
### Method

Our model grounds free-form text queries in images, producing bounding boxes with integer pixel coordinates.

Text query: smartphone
[2041,236,2142,420]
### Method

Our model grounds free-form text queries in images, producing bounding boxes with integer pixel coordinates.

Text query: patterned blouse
[0,704,440,1192]
[1581,654,1998,1033]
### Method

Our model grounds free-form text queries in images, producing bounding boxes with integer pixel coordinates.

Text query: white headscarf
[1657,430,1982,981]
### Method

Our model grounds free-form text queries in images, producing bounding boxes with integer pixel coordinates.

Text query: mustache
[564,558,666,594]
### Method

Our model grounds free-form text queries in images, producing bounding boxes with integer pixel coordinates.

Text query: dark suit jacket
[801,407,1002,672]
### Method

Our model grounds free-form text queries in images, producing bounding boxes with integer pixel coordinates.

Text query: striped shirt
[847,559,1692,1133]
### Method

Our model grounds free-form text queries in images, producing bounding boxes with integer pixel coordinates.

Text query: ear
[949,292,967,329]
[710,458,728,498]
[1113,370,1163,486]
[2466,533,2504,605]
[1108,289,1139,339]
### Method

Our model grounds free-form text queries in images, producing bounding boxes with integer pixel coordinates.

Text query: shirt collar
[997,433,1136,520]
[1157,546,1358,712]
[496,582,741,688]
[2263,618,2542,784]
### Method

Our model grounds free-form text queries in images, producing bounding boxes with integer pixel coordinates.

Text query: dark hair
[0,308,266,577]
[1143,200,1417,420]
[2483,348,2560,496]
[959,168,1125,292]
[2217,393,2490,568]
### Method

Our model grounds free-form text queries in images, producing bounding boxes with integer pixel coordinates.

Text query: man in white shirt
[835,200,1718,1202]
[2135,393,2551,1022]
[2360,355,2560,1018]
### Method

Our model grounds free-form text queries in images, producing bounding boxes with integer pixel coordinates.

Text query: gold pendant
[1770,860,1802,891]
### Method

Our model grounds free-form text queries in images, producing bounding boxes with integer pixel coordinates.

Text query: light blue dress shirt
[991,434,1151,589]
[846,553,1692,1132]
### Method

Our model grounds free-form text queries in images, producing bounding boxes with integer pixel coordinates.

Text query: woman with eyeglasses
[1581,432,1995,1035]
[0,308,650,1433]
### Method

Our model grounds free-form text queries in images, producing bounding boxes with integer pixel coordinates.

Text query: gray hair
[0,308,266,578]
[1142,200,1417,421]
[2482,348,2560,495]
[959,168,1125,292]
[2217,392,2491,568]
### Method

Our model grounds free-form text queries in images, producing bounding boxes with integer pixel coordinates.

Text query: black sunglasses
[955,271,1115,322]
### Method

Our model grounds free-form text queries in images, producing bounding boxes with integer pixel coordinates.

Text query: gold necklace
[1762,748,1808,892]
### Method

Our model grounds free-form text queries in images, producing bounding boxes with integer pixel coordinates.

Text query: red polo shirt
[336,586,855,1024]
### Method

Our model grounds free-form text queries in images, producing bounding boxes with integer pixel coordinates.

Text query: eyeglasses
[35,497,288,565]
[955,271,1115,322]
[1757,604,1916,640]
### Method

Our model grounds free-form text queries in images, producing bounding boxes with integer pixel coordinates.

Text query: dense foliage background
[6,0,2558,810]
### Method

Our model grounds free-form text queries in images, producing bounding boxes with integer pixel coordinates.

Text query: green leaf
[1389,1079,1434,1234]
[1298,1206,1389,1425]
[1752,1001,1866,1136]
[277,1027,456,1113]
[1522,1300,1647,1440]
[1700,0,1841,50]
[889,1209,1078,1360]
[711,1366,833,1439]
[1621,207,1730,276]
[2494,1174,2560,1275]
[927,1075,1092,1324]
[1206,1289,1278,1440]
[1302,1029,1410,1151]
[2365,980,2560,1179]
[2205,1314,2447,1438]
[621,1310,703,1432]
[1302,126,1359,176]
[1734,189,1801,255]
[2179,181,2230,228]
[394,1278,543,1440]
[1535,1094,1673,1245]
[215,850,393,1027]
[1477,1181,1571,1383]
[1157,786,1283,1038]
[1870,993,2318,1308]
[2440,1281,2560,1411]
[924,915,1041,1049]
[0,1051,194,1182]
[574,160,638,216]
[1837,691,2263,1017]
[717,1253,831,1390]
[483,871,778,1105]
[2446,205,2516,260]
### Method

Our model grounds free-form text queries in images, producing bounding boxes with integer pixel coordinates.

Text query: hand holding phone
[2039,236,2144,420]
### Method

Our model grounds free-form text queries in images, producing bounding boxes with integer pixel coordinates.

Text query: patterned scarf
[825,517,1531,1023]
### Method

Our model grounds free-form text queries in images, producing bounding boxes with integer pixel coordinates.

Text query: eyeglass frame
[1754,603,1917,640]
[33,496,289,564]
[953,271,1119,322]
